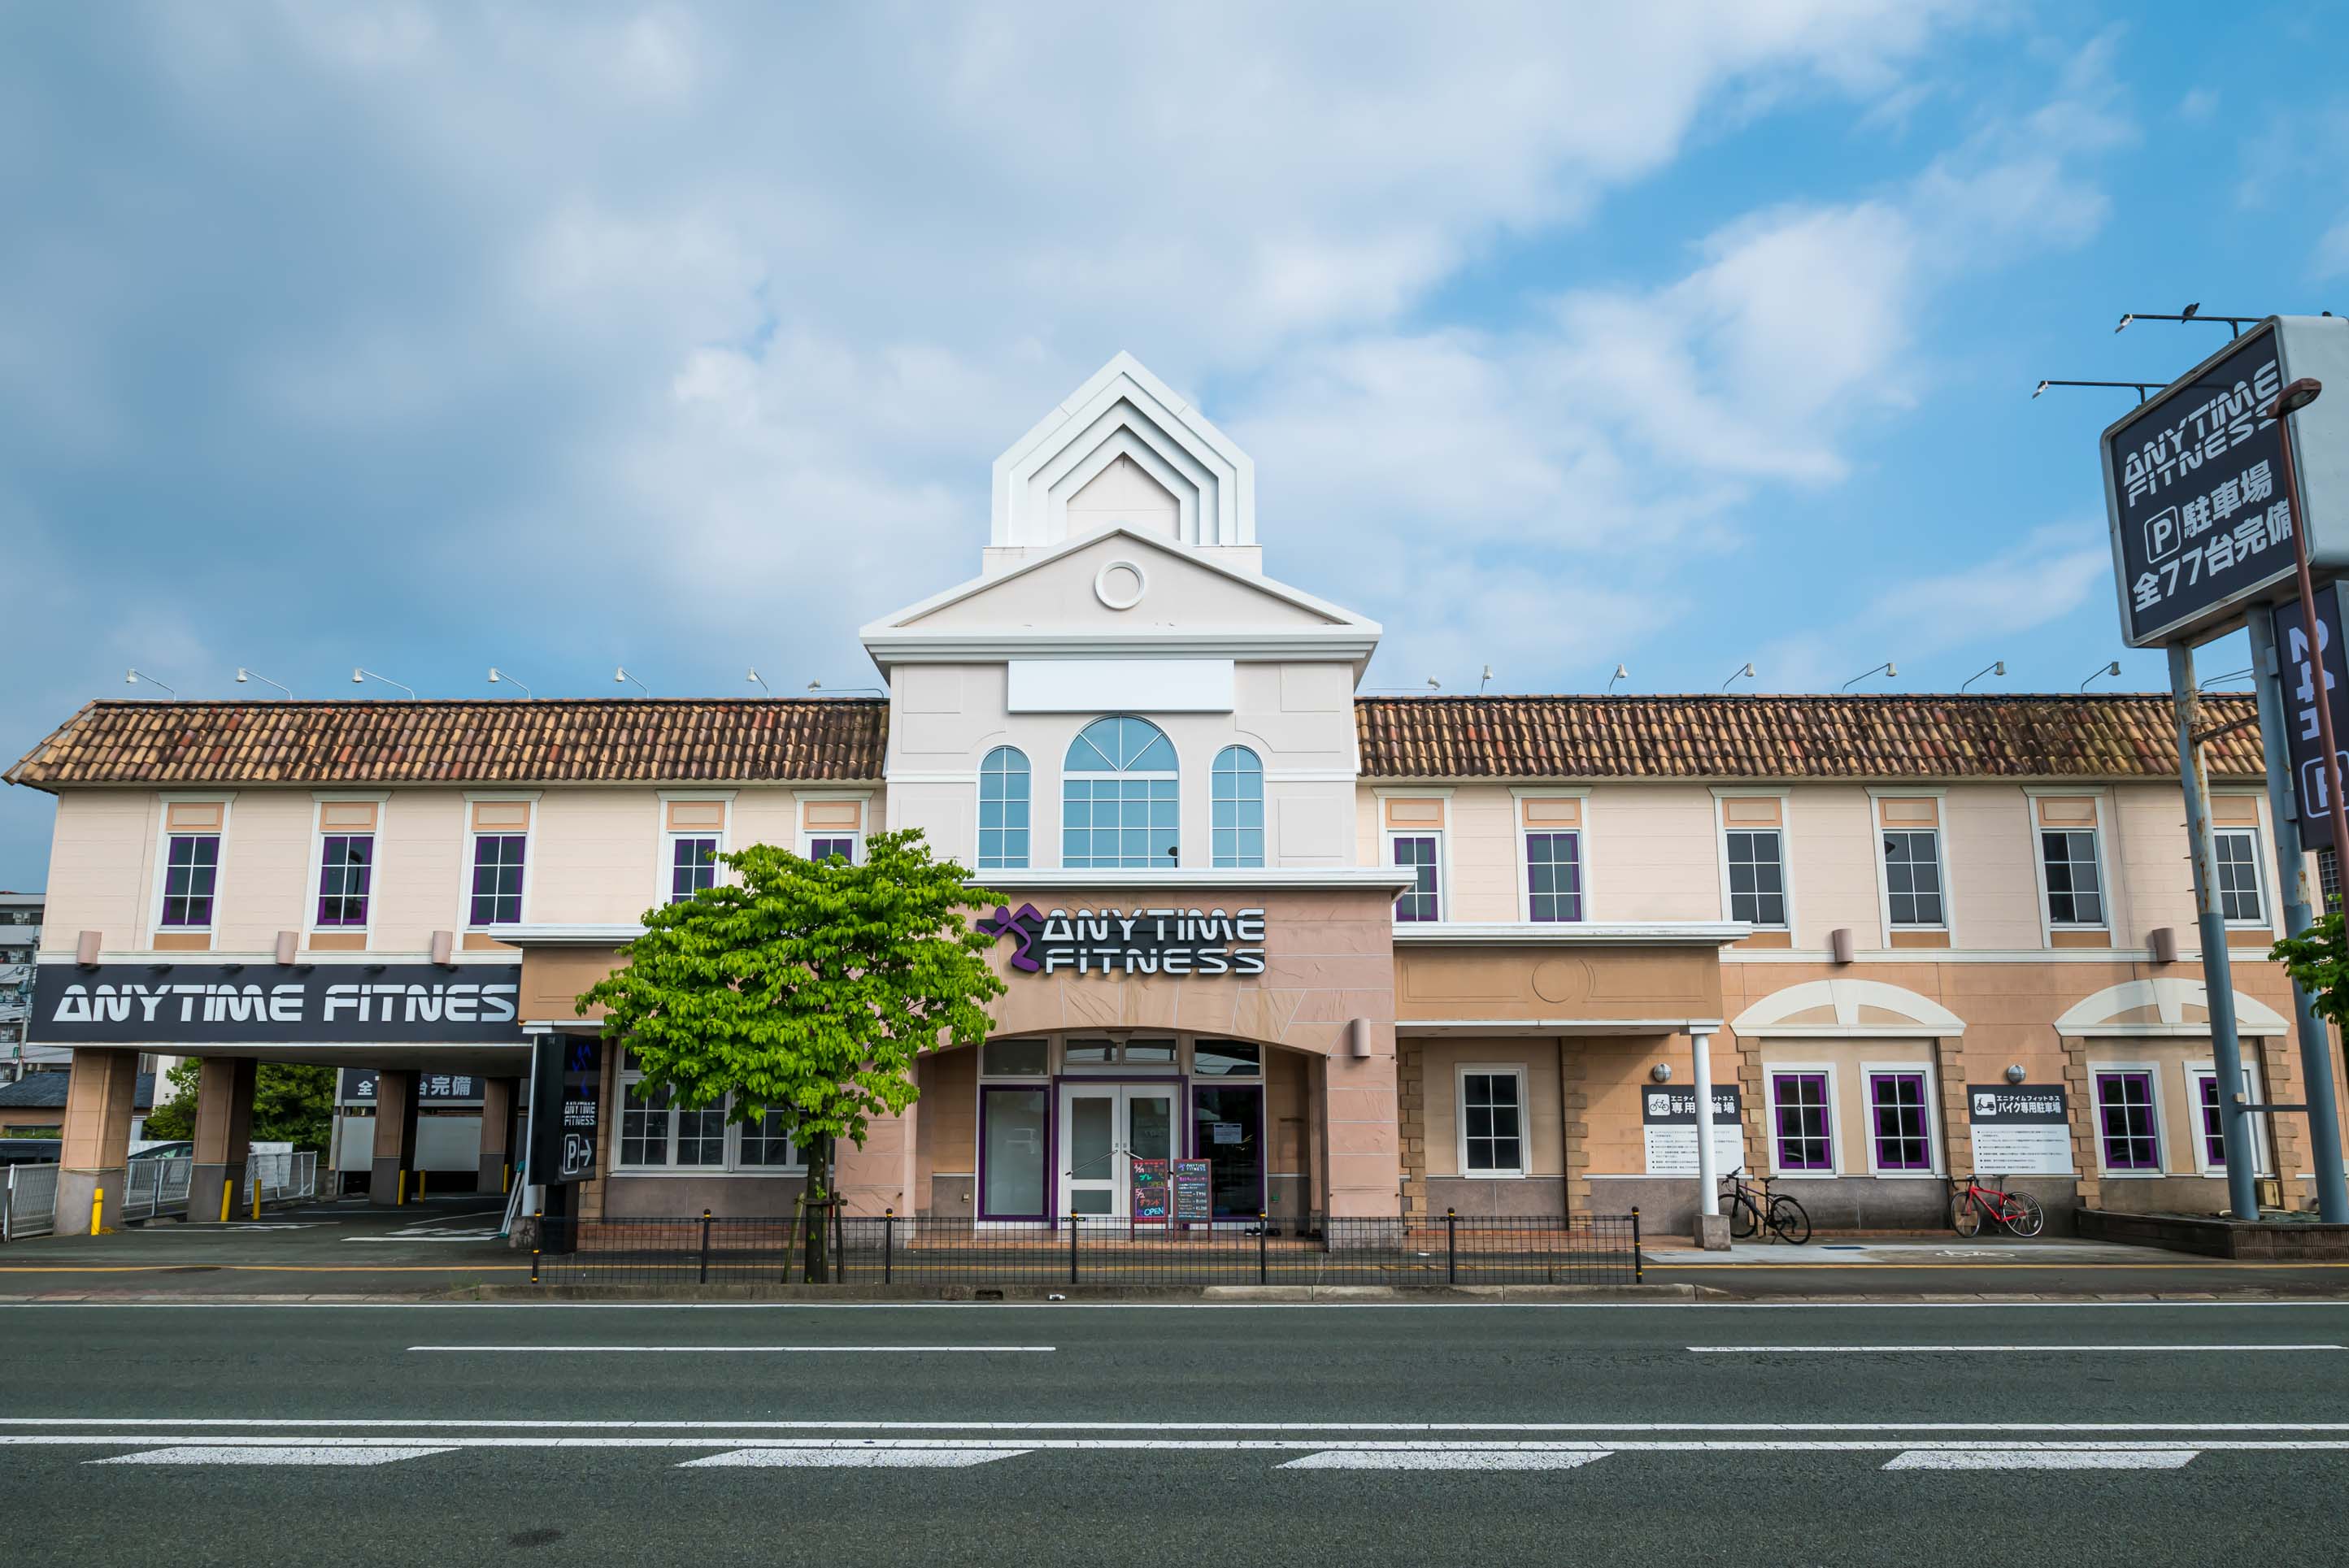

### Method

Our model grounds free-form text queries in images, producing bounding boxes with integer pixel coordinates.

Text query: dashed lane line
[88,1446,455,1466]
[681,1449,1028,1469]
[1882,1451,2199,1471]
[406,1344,1057,1353]
[1280,1451,1609,1470]
[1687,1344,2344,1353]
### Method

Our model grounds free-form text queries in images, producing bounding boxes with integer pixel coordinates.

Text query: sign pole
[1690,1029,1720,1221]
[2247,611,2349,1219]
[2170,642,2264,1218]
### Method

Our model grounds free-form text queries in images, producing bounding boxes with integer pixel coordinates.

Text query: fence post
[2,1166,13,1243]
[1631,1207,1643,1285]
[883,1209,894,1285]
[1069,1214,1079,1286]
[1259,1211,1268,1284]
[699,1208,712,1285]
[1445,1208,1458,1284]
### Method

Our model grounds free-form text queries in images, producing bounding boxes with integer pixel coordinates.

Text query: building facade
[7,355,2330,1236]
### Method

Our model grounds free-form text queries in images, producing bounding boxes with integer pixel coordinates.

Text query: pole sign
[529,1034,603,1185]
[1965,1084,2073,1175]
[2273,589,2349,850]
[1640,1084,1745,1177]
[2103,315,2349,647]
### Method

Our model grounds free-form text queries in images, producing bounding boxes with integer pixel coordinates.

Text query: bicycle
[1720,1173,1811,1245]
[1949,1173,2046,1238]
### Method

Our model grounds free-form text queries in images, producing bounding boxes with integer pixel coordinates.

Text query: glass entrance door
[1059,1084,1176,1223]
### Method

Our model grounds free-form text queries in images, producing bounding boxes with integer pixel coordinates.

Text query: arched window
[1212,745,1264,868]
[977,746,1030,870]
[1063,716,1179,869]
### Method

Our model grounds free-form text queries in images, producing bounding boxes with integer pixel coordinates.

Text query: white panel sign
[1007,659,1234,713]
[1640,1085,1747,1177]
[1966,1084,2074,1175]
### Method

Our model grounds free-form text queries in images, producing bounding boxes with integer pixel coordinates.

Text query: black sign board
[1639,1085,1740,1124]
[2104,323,2295,646]
[1129,1158,1169,1225]
[33,962,521,1046]
[529,1034,603,1185]
[1171,1158,1213,1223]
[337,1069,488,1107]
[2273,590,2349,850]
[977,904,1267,977]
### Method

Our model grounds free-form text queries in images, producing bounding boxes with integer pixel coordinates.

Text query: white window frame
[1764,1061,1842,1179]
[1868,788,1952,939]
[2186,1058,2271,1177]
[976,746,1033,872]
[796,789,872,866]
[1512,788,1593,924]
[1714,792,1794,932]
[1455,1062,1529,1179]
[306,793,389,946]
[459,791,540,934]
[2211,823,2270,931]
[1059,719,1180,871]
[2026,790,2112,940]
[150,793,236,942]
[2090,1058,2165,1178]
[1860,1059,1942,1179]
[613,1052,806,1175]
[1210,744,1266,870]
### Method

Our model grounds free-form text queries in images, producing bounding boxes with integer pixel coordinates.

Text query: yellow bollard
[503,1163,512,1194]
[418,1170,428,1201]
[396,1169,407,1207]
[250,1180,259,1221]
[89,1187,105,1236]
[220,1180,232,1223]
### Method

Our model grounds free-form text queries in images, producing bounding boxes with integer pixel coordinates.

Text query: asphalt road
[7,1299,2349,1566]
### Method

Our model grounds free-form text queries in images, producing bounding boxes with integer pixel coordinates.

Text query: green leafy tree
[2276,915,2349,1031]
[139,1059,335,1153]
[577,831,1003,1279]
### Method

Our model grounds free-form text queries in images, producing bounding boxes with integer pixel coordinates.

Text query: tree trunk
[803,1133,833,1284]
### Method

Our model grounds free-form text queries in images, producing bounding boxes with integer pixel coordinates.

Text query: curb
[451,1281,1699,1304]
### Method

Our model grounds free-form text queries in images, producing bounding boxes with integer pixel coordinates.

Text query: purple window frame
[2095,1070,2160,1171]
[669,836,719,904]
[1771,1071,1834,1173]
[2197,1074,2227,1169]
[1867,1071,1933,1172]
[1392,835,1441,922]
[977,1083,1054,1223]
[315,833,373,928]
[160,833,220,928]
[808,836,857,864]
[468,834,526,927]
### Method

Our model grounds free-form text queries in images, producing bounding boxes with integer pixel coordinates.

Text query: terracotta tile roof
[1354,694,2265,781]
[4,700,889,790]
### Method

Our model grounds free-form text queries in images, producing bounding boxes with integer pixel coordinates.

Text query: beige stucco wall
[1787,787,1880,949]
[1942,786,2042,949]
[1416,1037,1564,1179]
[39,792,160,954]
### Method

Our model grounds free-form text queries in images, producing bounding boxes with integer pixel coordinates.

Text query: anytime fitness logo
[977,903,1267,978]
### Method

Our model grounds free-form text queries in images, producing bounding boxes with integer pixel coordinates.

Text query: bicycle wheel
[1767,1194,1811,1245]
[1950,1188,1984,1237]
[2000,1191,2046,1239]
[1729,1192,1758,1239]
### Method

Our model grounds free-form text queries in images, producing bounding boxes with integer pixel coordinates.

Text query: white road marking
[88,1445,455,1466]
[1688,1344,2343,1353]
[405,1344,1056,1354]
[1281,1450,1611,1470]
[7,1418,2349,1435]
[682,1448,1028,1469]
[10,1436,2349,1455]
[344,1235,504,1244]
[1883,1450,2199,1471]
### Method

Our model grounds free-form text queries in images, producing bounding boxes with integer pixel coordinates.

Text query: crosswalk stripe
[1281,1450,1610,1470]
[682,1449,1028,1469]
[87,1446,456,1467]
[1882,1450,2199,1471]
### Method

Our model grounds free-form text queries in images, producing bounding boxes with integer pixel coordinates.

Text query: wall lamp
[615,667,650,697]
[2079,659,2122,692]
[1721,662,1755,693]
[353,668,416,699]
[124,668,176,697]
[236,668,292,698]
[1839,661,1897,692]
[1960,660,2007,693]
[1607,664,1629,695]
[488,667,533,699]
[746,667,772,696]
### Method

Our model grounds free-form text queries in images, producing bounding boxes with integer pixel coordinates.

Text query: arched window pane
[978,746,1030,870]
[1212,745,1264,868]
[1063,716,1178,869]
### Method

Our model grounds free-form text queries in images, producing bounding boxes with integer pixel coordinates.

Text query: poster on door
[1129,1158,1169,1225]
[1966,1085,2074,1175]
[1640,1085,1746,1176]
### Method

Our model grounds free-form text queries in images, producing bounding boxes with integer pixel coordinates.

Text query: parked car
[0,1139,61,1166]
[128,1140,194,1160]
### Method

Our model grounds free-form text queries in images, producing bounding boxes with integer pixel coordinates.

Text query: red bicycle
[1950,1174,2045,1238]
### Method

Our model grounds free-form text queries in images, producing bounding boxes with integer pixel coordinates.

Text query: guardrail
[2,1162,59,1240]
[120,1156,193,1223]
[532,1210,1642,1288]
[241,1151,317,1209]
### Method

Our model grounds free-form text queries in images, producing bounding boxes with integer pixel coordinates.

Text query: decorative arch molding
[2054,978,2290,1038]
[1732,978,1966,1039]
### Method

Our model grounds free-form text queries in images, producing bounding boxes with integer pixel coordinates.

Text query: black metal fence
[531,1210,1642,1288]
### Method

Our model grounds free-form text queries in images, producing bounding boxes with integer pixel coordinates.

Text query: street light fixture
[487,667,533,699]
[746,667,772,697]
[124,668,176,698]
[1839,661,1897,692]
[351,668,416,699]
[1721,662,1755,693]
[615,667,650,697]
[1606,664,1629,695]
[2080,659,2122,693]
[1960,660,2007,693]
[2270,378,2349,866]
[235,668,292,698]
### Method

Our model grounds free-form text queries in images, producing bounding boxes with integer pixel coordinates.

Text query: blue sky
[4,2,2347,888]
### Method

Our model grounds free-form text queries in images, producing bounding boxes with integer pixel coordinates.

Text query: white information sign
[1966,1084,2074,1175]
[1640,1085,1746,1177]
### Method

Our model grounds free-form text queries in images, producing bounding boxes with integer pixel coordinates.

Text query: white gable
[988,353,1257,575]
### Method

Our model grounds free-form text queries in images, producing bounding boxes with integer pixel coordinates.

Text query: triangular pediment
[876,528,1358,636]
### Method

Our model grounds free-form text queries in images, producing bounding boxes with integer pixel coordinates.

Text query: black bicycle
[1721,1173,1811,1244]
